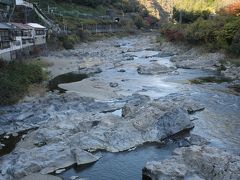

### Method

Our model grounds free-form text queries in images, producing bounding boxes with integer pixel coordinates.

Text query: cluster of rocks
[159,41,240,81]
[0,93,204,179]
[1,34,239,180]
[143,145,240,180]
[170,52,225,70]
[222,64,240,80]
[77,66,102,75]
[157,41,240,98]
[0,92,112,134]
[158,41,189,56]
[137,63,176,75]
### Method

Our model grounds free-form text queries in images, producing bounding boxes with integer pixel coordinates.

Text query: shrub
[161,23,185,42]
[215,16,240,50]
[77,29,90,41]
[133,15,145,29]
[184,18,222,44]
[0,61,45,105]
[160,15,240,56]
[120,19,136,34]
[58,35,76,50]
[163,29,184,42]
[173,8,211,23]
[145,16,158,27]
[32,47,42,56]
[230,29,240,55]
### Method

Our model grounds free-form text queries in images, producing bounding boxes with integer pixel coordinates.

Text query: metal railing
[79,23,123,33]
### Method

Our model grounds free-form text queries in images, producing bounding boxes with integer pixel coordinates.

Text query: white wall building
[0,22,47,61]
[27,23,47,45]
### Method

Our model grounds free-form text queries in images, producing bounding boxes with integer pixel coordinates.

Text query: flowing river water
[54,37,240,179]
[0,34,239,180]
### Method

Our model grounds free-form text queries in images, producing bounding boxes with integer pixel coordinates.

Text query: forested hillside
[26,0,240,56]
[160,0,240,57]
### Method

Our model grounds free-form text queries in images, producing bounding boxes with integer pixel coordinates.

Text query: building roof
[0,23,12,29]
[11,23,33,30]
[27,23,46,29]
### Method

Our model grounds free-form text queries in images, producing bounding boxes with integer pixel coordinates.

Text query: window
[0,31,4,36]
[14,30,21,36]
[35,29,45,35]
[1,42,10,49]
[13,41,21,46]
[22,30,31,36]
[29,39,34,43]
[0,30,10,41]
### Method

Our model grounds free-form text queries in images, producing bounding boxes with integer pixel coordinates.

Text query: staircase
[15,0,60,32]
[0,0,15,22]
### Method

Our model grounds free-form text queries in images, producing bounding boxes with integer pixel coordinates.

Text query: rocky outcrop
[170,52,225,70]
[159,41,189,56]
[143,145,240,180]
[72,149,102,165]
[20,174,62,180]
[0,92,112,134]
[77,66,102,75]
[0,94,199,179]
[137,63,175,75]
[222,64,240,80]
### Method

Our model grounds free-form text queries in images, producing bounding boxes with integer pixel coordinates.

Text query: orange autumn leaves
[219,1,240,16]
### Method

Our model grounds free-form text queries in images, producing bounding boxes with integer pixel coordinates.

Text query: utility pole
[24,6,27,23]
[179,10,182,24]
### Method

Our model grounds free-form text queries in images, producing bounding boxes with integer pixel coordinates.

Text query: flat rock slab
[0,92,112,134]
[59,79,119,100]
[137,63,174,75]
[0,94,199,179]
[72,149,102,165]
[20,174,62,180]
[143,145,240,180]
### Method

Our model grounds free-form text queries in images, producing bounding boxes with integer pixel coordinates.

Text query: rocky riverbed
[0,33,240,180]
[143,145,240,180]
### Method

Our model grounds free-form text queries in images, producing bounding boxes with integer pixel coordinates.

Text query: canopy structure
[11,22,32,30]
[27,23,46,29]
[0,22,12,29]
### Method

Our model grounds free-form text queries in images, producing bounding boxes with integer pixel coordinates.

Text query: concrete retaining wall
[0,44,46,61]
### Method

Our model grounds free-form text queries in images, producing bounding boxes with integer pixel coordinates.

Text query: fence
[79,23,123,33]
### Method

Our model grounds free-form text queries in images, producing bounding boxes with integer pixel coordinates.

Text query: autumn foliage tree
[219,1,240,16]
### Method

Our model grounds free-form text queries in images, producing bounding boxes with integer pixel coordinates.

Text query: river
[55,35,240,179]
[0,33,239,180]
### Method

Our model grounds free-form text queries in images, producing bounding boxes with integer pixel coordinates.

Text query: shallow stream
[56,44,240,179]
[1,37,239,180]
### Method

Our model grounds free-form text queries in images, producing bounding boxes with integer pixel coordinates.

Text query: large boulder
[170,52,225,70]
[0,141,100,179]
[137,63,175,75]
[143,145,240,180]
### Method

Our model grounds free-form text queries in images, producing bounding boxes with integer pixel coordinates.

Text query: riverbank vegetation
[161,1,240,57]
[161,16,240,55]
[0,61,47,105]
